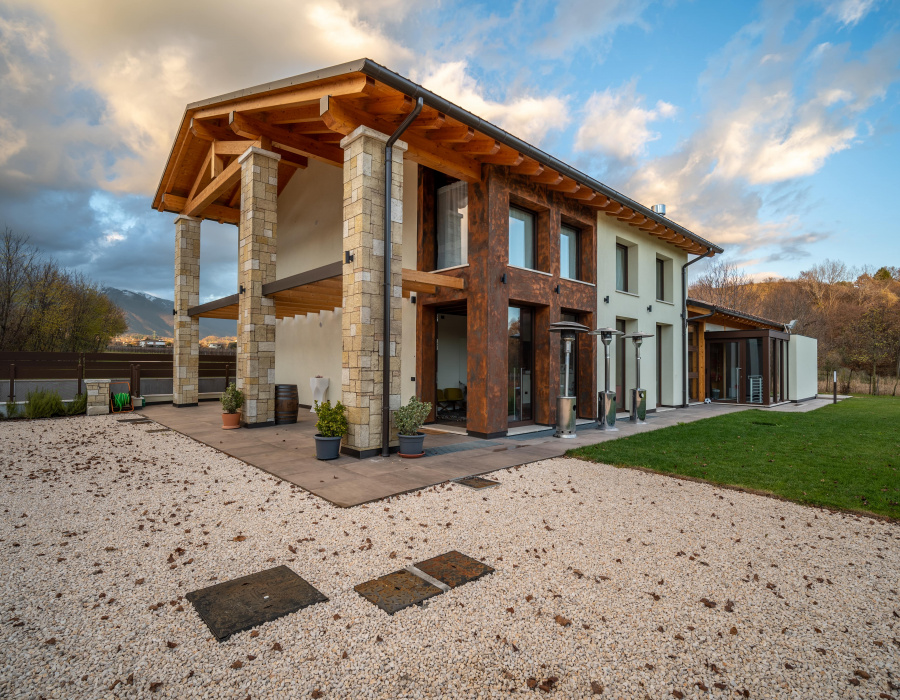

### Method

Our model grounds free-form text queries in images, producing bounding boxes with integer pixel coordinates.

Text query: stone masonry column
[340,126,406,457]
[173,215,201,407]
[237,146,280,427]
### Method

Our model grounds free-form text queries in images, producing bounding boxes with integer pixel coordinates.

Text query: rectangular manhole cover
[415,551,494,589]
[454,476,500,489]
[146,428,169,433]
[354,569,443,615]
[185,566,327,641]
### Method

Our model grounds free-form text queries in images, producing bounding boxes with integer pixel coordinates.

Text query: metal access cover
[185,565,327,641]
[354,569,443,615]
[415,550,494,589]
[454,476,500,489]
[146,428,170,433]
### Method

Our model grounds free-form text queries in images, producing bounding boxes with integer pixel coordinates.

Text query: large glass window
[560,225,579,280]
[436,180,468,268]
[616,244,628,292]
[509,207,535,270]
[745,338,764,403]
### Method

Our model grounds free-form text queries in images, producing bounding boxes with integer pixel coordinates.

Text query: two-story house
[153,59,817,458]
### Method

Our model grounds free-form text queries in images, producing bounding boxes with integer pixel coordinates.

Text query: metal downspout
[382,97,423,457]
[681,249,714,407]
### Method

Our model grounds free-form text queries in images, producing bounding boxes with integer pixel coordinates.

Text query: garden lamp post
[623,331,654,424]
[549,321,589,438]
[589,327,624,430]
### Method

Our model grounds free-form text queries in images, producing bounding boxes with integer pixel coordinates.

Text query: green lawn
[569,397,900,519]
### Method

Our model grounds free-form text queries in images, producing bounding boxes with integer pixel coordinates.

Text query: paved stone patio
[142,398,834,507]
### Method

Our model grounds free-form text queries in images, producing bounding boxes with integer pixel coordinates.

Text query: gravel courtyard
[1,415,898,699]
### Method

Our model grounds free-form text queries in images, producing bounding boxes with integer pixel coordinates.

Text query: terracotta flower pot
[222,412,241,430]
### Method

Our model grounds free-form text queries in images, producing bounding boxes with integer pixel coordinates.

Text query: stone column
[85,379,111,416]
[236,146,280,427]
[173,215,201,407]
[340,126,406,457]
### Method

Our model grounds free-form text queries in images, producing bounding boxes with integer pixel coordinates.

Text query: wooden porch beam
[184,157,242,218]
[401,268,466,290]
[229,111,343,165]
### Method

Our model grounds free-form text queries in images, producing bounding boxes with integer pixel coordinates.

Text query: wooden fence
[1,351,236,401]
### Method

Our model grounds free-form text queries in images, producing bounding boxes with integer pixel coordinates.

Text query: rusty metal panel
[415,550,494,589]
[454,476,500,489]
[186,566,327,641]
[354,569,443,615]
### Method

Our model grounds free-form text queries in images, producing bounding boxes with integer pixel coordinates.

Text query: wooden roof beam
[161,194,240,225]
[567,186,599,201]
[479,149,524,166]
[229,111,343,165]
[183,157,243,218]
[510,159,543,176]
[529,169,564,185]
[454,138,500,156]
[426,125,474,143]
[266,104,321,124]
[320,96,481,182]
[548,176,579,193]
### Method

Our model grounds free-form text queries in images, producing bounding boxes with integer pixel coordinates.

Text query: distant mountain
[102,287,236,338]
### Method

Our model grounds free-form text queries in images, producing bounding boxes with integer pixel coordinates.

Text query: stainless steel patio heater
[549,320,589,438]
[623,331,654,424]
[589,326,624,430]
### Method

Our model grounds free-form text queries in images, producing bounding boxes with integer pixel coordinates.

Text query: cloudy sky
[0,0,898,302]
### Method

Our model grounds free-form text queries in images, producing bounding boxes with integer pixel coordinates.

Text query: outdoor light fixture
[410,294,417,305]
[239,285,246,294]
[647,305,653,313]
[549,321,589,438]
[603,296,610,304]
[623,331,655,424]
[501,273,507,284]
[589,327,624,430]
[344,250,354,264]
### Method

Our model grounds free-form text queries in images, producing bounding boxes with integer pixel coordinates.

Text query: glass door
[615,319,626,411]
[709,341,741,402]
[508,306,534,424]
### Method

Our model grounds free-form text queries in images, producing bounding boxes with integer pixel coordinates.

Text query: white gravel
[1,414,898,699]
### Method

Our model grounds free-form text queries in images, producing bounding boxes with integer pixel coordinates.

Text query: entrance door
[656,325,663,408]
[709,341,741,402]
[507,306,534,425]
[615,319,626,411]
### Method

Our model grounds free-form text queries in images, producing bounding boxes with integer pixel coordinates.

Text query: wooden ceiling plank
[266,104,321,124]
[230,111,343,165]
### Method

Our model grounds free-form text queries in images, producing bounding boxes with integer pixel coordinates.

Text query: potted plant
[313,400,347,460]
[395,396,432,458]
[220,383,243,429]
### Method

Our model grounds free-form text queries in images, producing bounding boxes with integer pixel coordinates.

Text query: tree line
[689,260,900,394]
[0,228,127,352]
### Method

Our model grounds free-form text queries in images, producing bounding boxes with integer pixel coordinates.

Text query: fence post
[224,362,230,391]
[76,355,83,397]
[833,370,837,404]
[135,364,141,399]
[8,363,14,403]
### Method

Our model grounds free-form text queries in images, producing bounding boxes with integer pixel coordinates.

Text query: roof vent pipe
[651,204,666,216]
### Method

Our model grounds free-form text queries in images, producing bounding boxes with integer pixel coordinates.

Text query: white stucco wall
[788,334,818,401]
[596,216,688,410]
[273,155,420,408]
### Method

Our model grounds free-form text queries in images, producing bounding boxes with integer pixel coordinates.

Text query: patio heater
[588,327,624,430]
[623,331,655,424]
[549,321,589,438]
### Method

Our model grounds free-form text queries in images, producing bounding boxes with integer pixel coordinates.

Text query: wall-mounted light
[555,284,560,294]
[239,285,246,294]
[410,293,417,305]
[501,273,507,284]
[603,296,610,304]
[344,250,354,264]
[172,308,176,316]
[647,304,653,313]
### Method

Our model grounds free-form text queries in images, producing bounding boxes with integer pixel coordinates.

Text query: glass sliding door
[770,338,785,403]
[745,338,764,404]
[507,306,534,424]
[709,341,741,402]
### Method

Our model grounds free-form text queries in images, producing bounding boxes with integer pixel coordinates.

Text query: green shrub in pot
[313,400,347,460]
[394,396,432,457]
[220,383,244,414]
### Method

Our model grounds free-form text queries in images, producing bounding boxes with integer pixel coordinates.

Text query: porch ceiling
[687,303,783,331]
[189,267,465,321]
[153,59,720,257]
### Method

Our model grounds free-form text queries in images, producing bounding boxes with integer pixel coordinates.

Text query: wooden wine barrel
[274,384,299,424]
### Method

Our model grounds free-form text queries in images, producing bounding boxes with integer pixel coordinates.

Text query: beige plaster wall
[400,158,418,404]
[274,309,342,408]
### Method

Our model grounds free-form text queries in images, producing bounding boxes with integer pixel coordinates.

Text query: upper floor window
[616,243,629,292]
[509,207,535,270]
[656,258,665,301]
[560,225,579,280]
[436,180,468,269]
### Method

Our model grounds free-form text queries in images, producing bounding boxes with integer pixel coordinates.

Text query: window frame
[616,243,629,292]
[656,257,665,302]
[508,205,537,271]
[559,224,581,281]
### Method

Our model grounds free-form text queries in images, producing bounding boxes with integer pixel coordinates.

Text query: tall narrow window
[560,225,579,280]
[509,207,535,270]
[656,258,665,301]
[436,180,468,268]
[616,244,628,292]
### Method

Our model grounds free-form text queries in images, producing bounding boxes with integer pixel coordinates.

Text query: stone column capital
[238,146,282,165]
[340,125,407,153]
[173,214,201,225]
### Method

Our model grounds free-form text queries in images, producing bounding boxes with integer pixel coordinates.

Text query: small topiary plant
[314,400,348,438]
[24,389,66,419]
[66,393,87,416]
[394,396,432,436]
[220,383,244,414]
